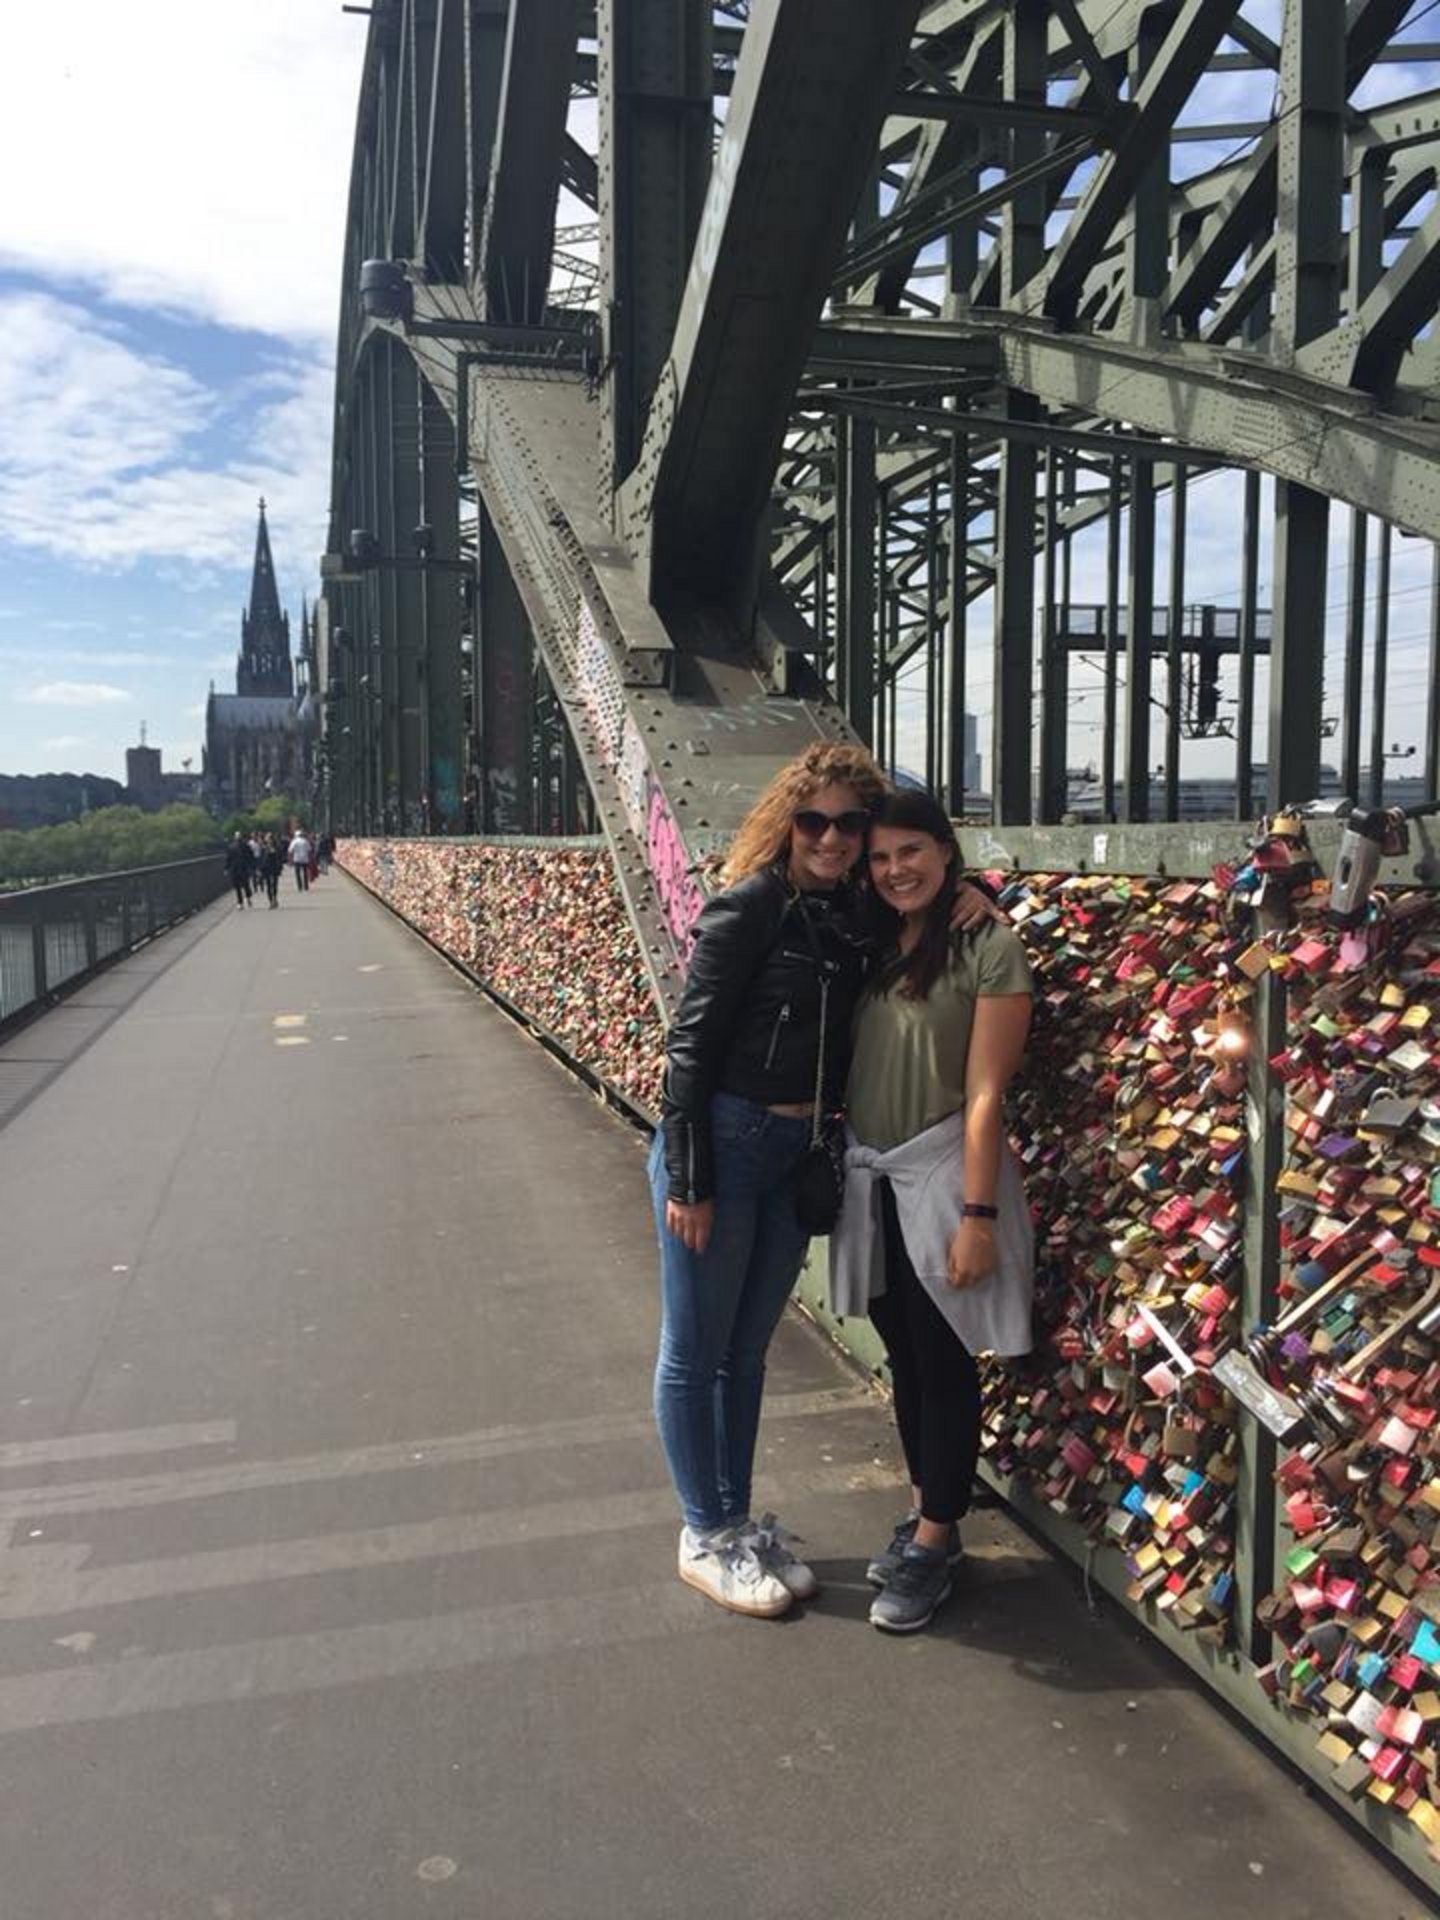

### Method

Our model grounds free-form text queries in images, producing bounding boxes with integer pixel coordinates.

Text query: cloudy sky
[0,2,367,783]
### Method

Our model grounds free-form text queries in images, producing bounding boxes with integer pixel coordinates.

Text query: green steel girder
[596,0,713,500]
[618,0,926,609]
[824,310,1440,542]
[327,0,1440,946]
[1038,0,1236,326]
[479,0,580,322]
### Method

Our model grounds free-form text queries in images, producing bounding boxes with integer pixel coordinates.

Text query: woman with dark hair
[832,789,1034,1634]
[652,746,996,1619]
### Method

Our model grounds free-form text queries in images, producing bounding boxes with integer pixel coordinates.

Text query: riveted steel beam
[418,0,466,276]
[622,0,926,612]
[1163,0,1412,333]
[1040,0,1234,326]
[480,0,581,322]
[888,313,1440,540]
[597,0,712,500]
[1267,0,1344,811]
[418,377,466,830]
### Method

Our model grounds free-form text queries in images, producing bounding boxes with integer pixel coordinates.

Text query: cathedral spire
[247,497,283,634]
[236,498,294,697]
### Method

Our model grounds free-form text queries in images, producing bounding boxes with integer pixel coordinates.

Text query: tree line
[0,794,303,888]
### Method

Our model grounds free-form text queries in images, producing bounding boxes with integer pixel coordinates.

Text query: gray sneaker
[869,1543,953,1634]
[865,1511,963,1589]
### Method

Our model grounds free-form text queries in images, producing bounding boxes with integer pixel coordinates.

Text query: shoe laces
[746,1511,807,1570]
[697,1527,770,1588]
[886,1510,920,1556]
[886,1547,946,1597]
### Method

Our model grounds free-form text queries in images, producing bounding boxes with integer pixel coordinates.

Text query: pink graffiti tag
[646,782,705,963]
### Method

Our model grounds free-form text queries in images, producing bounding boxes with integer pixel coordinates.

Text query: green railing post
[1234,901,1287,1666]
[30,906,47,1006]
[81,891,99,974]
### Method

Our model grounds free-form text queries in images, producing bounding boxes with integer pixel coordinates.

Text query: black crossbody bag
[790,900,848,1236]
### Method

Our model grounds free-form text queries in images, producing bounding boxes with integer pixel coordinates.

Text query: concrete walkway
[0,873,1424,1919]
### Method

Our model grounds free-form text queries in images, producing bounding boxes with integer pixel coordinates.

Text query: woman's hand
[666,1197,715,1254]
[946,1219,997,1290]
[949,880,1005,935]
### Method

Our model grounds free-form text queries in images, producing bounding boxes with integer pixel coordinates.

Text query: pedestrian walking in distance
[260,834,284,908]
[224,831,255,909]
[288,827,313,892]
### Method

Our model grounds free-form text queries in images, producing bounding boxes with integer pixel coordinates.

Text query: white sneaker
[739,1512,819,1602]
[678,1526,792,1618]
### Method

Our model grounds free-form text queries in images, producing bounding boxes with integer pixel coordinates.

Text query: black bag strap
[793,898,836,1145]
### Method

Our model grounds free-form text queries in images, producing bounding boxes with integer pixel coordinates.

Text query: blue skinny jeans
[650,1092,811,1533]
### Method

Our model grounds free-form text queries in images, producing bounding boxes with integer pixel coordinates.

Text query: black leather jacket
[660,866,871,1204]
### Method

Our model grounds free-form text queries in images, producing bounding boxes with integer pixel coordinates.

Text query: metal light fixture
[360,259,411,322]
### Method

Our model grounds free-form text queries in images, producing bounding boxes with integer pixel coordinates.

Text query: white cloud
[0,292,333,576]
[0,645,172,668]
[19,681,133,707]
[0,4,365,341]
[42,734,85,752]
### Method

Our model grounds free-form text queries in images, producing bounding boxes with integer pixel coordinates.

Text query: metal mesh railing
[0,857,227,1028]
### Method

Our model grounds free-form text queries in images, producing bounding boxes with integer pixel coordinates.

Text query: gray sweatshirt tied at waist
[829,1109,1034,1358]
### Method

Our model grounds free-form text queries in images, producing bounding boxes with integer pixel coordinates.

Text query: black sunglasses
[792,807,871,839]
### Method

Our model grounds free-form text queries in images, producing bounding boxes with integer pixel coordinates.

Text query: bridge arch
[321,1,1440,986]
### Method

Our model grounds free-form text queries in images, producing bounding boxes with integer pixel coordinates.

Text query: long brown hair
[867,790,963,1000]
[720,742,890,888]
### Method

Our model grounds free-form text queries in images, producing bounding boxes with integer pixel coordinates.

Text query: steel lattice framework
[321,0,1440,1015]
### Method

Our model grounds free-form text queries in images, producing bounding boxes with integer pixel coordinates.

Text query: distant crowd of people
[223,827,335,909]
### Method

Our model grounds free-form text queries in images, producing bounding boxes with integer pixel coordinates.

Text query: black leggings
[868,1179,982,1526]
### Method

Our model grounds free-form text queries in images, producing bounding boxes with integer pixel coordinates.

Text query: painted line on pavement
[0,1581,720,1737]
[0,1461,891,1622]
[0,1387,878,1524]
[0,1421,237,1473]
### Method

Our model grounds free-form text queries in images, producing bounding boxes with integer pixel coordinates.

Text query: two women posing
[650,743,1033,1632]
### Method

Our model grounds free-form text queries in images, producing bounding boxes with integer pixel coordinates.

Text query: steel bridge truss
[322,0,1440,1014]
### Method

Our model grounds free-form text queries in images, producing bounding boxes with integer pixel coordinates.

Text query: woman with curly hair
[651,742,995,1618]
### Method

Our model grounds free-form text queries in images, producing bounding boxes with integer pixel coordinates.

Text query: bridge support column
[476,503,535,833]
[597,0,713,513]
[835,415,877,748]
[992,0,1046,826]
[420,383,465,832]
[993,397,1038,826]
[386,347,428,832]
[1268,0,1344,806]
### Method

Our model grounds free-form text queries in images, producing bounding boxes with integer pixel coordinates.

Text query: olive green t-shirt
[846,920,1033,1152]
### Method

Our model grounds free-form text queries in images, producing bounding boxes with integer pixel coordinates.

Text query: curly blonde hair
[720,741,891,887]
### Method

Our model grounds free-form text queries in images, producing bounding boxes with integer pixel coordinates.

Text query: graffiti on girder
[646,778,705,961]
[617,716,649,843]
